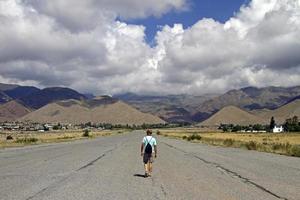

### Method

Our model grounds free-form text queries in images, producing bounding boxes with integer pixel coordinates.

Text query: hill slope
[0,91,11,104]
[254,99,300,124]
[200,106,264,126]
[193,86,300,122]
[0,83,18,91]
[0,101,32,122]
[20,97,165,125]
[4,86,40,100]
[115,93,216,123]
[19,87,87,109]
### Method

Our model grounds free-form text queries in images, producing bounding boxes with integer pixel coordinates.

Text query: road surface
[0,131,299,200]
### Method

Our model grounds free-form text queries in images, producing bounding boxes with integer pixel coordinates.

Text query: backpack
[144,137,153,154]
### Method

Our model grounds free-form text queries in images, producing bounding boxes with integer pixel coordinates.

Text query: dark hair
[146,129,152,135]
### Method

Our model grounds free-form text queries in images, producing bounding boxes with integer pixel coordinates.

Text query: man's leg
[144,163,148,175]
[148,163,152,176]
[148,154,153,176]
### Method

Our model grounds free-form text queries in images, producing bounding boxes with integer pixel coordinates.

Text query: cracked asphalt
[0,131,299,200]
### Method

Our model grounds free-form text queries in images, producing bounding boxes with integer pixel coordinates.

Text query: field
[0,129,129,149]
[157,128,300,157]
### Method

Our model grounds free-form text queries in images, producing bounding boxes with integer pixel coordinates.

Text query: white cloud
[22,0,187,31]
[153,0,300,94]
[0,0,299,95]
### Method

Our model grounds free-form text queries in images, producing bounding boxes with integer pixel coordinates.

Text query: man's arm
[154,145,157,158]
[141,143,144,156]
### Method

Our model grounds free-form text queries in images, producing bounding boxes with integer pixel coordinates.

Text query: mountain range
[200,99,300,126]
[199,106,264,126]
[0,82,299,125]
[0,83,165,124]
[0,101,32,122]
[114,93,217,122]
[116,86,300,123]
[21,97,165,125]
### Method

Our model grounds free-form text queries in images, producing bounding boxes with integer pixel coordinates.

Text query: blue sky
[124,0,250,44]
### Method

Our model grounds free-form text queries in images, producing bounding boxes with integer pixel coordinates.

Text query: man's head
[146,129,152,135]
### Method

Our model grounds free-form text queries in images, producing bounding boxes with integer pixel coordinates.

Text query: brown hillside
[200,106,264,126]
[254,99,300,124]
[0,101,32,122]
[193,86,300,122]
[20,98,165,125]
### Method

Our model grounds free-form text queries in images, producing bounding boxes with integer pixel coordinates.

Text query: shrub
[289,145,300,157]
[16,137,38,143]
[6,135,13,140]
[271,143,291,151]
[156,130,161,135]
[195,135,202,140]
[60,136,75,140]
[83,129,90,137]
[187,134,202,141]
[271,143,282,151]
[182,136,187,140]
[223,139,234,147]
[245,141,257,150]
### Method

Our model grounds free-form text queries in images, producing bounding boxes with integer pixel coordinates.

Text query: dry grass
[157,128,300,157]
[0,129,129,149]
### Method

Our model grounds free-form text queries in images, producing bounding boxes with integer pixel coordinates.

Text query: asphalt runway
[0,131,299,200]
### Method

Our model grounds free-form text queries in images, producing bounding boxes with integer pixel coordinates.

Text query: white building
[273,126,284,133]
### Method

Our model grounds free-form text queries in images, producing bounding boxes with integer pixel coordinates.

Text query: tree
[232,125,242,132]
[283,116,300,132]
[253,124,264,131]
[269,116,276,131]
[292,116,298,125]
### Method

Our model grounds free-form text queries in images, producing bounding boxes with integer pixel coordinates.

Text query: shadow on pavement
[134,174,145,178]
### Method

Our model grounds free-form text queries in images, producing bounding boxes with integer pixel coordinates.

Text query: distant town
[0,115,299,134]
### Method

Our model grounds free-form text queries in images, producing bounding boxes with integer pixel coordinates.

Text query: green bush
[182,135,187,140]
[6,135,13,140]
[289,145,300,157]
[83,129,90,137]
[156,130,161,135]
[16,137,38,143]
[245,141,257,150]
[223,139,234,147]
[271,143,282,150]
[187,134,202,141]
[271,143,291,151]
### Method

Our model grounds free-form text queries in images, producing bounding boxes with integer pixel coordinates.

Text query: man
[141,129,157,177]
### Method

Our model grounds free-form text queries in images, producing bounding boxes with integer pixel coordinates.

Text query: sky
[0,0,300,95]
[124,0,250,45]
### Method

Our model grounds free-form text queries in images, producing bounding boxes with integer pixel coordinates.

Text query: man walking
[141,129,157,177]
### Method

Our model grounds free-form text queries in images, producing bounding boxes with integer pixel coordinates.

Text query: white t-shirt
[142,136,157,153]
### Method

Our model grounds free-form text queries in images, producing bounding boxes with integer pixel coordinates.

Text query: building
[273,126,284,133]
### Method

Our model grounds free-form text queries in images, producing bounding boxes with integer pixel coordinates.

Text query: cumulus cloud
[154,0,300,94]
[22,0,187,31]
[0,0,299,95]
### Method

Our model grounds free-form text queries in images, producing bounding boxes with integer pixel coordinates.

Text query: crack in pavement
[25,146,118,200]
[160,184,167,197]
[76,147,117,171]
[162,142,289,200]
[25,176,70,200]
[151,175,167,200]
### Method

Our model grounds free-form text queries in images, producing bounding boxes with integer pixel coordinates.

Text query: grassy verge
[0,129,130,149]
[157,128,300,157]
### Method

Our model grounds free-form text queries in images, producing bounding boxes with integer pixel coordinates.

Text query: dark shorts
[143,153,154,164]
